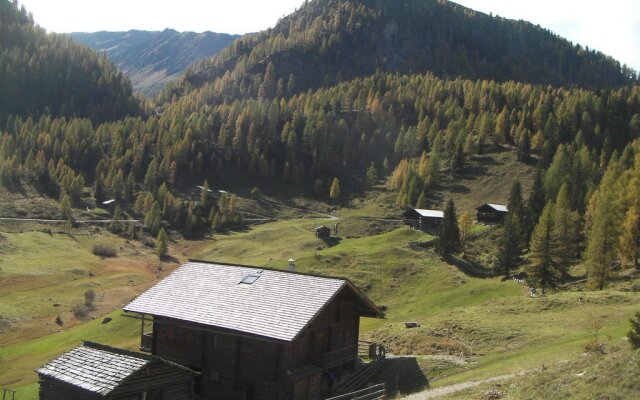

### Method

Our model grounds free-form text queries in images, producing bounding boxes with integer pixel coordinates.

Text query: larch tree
[155,228,168,259]
[528,202,562,295]
[584,180,622,290]
[619,207,639,270]
[458,210,473,255]
[329,177,341,200]
[553,184,581,274]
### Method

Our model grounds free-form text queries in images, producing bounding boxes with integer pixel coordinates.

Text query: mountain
[164,0,637,103]
[0,0,138,125]
[72,29,239,95]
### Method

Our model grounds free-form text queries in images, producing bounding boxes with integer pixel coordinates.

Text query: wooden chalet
[403,209,444,230]
[476,203,508,224]
[123,260,384,400]
[315,225,331,238]
[37,341,197,400]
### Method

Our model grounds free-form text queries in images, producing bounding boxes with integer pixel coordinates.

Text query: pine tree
[496,213,523,277]
[211,211,222,231]
[155,228,168,259]
[366,162,378,186]
[528,202,562,295]
[415,191,427,209]
[553,184,581,274]
[628,312,640,349]
[60,194,72,219]
[144,201,162,236]
[329,177,341,200]
[110,205,122,233]
[451,142,465,175]
[526,168,546,240]
[437,198,461,257]
[516,130,531,162]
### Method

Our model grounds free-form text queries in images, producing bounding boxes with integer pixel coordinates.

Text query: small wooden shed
[37,341,197,400]
[403,209,444,230]
[476,203,508,224]
[315,225,331,238]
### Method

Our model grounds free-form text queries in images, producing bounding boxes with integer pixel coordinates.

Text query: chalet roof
[478,203,508,212]
[124,261,382,342]
[36,342,191,395]
[413,209,444,218]
[316,225,331,230]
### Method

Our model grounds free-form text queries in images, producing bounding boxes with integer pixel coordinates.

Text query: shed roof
[413,209,444,218]
[124,261,382,342]
[477,203,508,212]
[36,342,191,396]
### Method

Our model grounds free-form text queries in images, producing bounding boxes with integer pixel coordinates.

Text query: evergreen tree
[496,213,523,277]
[553,184,581,273]
[526,168,546,240]
[437,198,461,257]
[155,228,168,259]
[329,177,341,200]
[144,201,162,236]
[528,202,562,295]
[628,312,640,349]
[60,195,72,219]
[451,142,465,175]
[200,179,210,209]
[366,162,378,186]
[110,205,122,233]
[516,130,531,162]
[415,191,427,209]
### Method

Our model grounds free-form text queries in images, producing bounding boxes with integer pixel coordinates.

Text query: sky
[17,0,640,71]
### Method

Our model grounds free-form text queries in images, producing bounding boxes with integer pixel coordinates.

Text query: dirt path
[402,371,526,399]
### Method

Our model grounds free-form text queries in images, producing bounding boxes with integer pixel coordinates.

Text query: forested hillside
[0,0,139,125]
[0,0,638,288]
[71,29,239,95]
[161,0,637,104]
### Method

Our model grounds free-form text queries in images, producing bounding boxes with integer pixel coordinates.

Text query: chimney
[288,259,296,272]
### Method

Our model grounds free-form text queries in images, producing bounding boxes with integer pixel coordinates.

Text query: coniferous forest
[1,0,639,290]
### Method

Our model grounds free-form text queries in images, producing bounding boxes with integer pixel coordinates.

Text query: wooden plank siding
[150,290,363,400]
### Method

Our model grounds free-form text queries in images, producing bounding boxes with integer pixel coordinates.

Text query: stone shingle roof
[124,261,381,342]
[413,209,444,218]
[36,342,151,395]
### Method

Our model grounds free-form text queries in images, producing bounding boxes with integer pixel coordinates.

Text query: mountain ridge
[164,0,636,104]
[72,29,239,95]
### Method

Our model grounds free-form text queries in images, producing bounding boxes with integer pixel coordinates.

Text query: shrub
[92,243,116,257]
[72,304,89,318]
[84,289,95,308]
[628,312,640,349]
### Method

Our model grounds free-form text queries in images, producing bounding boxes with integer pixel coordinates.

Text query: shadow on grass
[445,254,493,278]
[374,356,429,395]
[319,236,342,247]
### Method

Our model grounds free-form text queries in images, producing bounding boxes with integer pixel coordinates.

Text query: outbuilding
[476,203,508,224]
[315,225,332,238]
[403,209,444,230]
[37,341,197,400]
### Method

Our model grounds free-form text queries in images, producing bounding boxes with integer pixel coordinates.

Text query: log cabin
[403,209,444,230]
[123,260,384,400]
[315,225,332,238]
[37,341,197,400]
[475,203,508,224]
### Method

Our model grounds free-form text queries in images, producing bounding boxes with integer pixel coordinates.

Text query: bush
[84,289,95,308]
[92,243,116,257]
[72,304,89,318]
[628,312,640,349]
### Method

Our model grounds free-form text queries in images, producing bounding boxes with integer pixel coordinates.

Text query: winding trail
[402,371,529,399]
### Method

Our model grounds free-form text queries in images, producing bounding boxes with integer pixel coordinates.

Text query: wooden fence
[325,383,386,400]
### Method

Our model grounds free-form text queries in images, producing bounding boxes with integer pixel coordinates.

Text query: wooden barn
[476,203,508,224]
[315,225,331,238]
[37,341,197,400]
[403,209,444,230]
[123,260,384,400]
